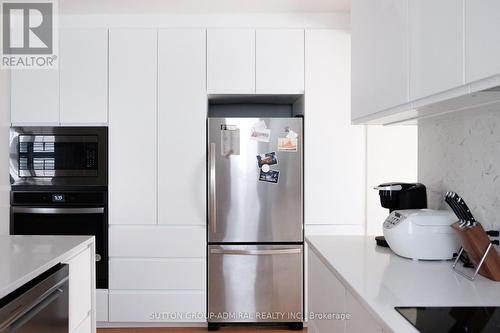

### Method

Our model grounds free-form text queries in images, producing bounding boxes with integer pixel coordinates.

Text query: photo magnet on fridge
[258,169,280,184]
[257,152,278,168]
[277,137,298,152]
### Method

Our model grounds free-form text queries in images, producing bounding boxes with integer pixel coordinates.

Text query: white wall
[365,125,418,236]
[0,69,10,235]
[419,108,500,234]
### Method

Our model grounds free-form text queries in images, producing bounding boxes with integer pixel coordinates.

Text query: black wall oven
[9,127,108,289]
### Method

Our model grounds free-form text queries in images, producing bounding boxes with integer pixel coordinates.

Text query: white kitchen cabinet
[207,29,255,93]
[59,29,107,124]
[108,291,205,322]
[11,69,59,124]
[256,29,304,92]
[346,291,383,333]
[110,258,205,290]
[73,315,91,333]
[108,29,157,225]
[351,0,408,120]
[409,0,464,101]
[305,29,365,226]
[308,247,383,333]
[308,246,346,333]
[158,29,206,226]
[96,289,108,322]
[64,246,93,333]
[372,0,408,112]
[466,0,500,84]
[109,225,206,258]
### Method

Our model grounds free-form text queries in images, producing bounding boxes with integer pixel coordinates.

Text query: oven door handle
[11,207,105,214]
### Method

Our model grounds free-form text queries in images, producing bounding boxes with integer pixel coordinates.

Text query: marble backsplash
[418,108,500,232]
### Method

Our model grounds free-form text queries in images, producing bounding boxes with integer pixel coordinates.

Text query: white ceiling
[59,0,351,15]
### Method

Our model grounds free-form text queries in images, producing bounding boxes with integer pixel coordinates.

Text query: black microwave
[10,127,108,187]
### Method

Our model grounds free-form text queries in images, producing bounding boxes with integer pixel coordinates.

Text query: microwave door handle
[11,207,105,214]
[209,142,217,234]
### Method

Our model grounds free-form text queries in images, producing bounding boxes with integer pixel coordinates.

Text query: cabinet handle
[209,142,217,234]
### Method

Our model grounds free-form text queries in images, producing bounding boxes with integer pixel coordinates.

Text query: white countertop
[0,235,94,299]
[306,235,500,333]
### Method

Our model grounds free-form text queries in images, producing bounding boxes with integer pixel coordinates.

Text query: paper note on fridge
[250,128,271,142]
[221,125,240,156]
[256,152,278,168]
[278,137,298,152]
[250,121,271,142]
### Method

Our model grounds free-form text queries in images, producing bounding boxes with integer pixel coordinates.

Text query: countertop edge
[0,236,95,300]
[306,237,397,333]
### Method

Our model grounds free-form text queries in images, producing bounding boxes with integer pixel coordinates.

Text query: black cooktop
[395,307,500,333]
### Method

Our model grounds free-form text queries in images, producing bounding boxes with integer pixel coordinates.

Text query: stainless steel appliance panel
[0,265,69,333]
[208,244,303,323]
[208,118,303,243]
[10,127,108,187]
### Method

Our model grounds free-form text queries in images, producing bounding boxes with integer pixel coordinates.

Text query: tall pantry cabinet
[108,29,206,322]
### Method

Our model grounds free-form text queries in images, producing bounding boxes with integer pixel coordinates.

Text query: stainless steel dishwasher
[0,264,69,333]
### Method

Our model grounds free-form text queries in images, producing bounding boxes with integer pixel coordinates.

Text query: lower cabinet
[63,246,94,333]
[308,248,383,333]
[345,291,383,333]
[96,289,109,322]
[108,291,206,322]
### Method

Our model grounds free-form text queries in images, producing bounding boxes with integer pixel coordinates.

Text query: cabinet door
[256,29,304,92]
[65,247,92,332]
[308,248,346,333]
[11,69,59,124]
[109,29,157,225]
[372,0,408,112]
[207,29,255,93]
[346,291,383,333]
[60,29,107,124]
[351,0,376,120]
[466,0,500,83]
[158,29,206,226]
[305,29,365,226]
[409,0,464,100]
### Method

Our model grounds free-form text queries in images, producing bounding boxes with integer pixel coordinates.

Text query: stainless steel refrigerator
[207,117,303,330]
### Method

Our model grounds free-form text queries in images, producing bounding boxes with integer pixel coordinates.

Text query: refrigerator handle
[210,248,302,255]
[209,142,217,234]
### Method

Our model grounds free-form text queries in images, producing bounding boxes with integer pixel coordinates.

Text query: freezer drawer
[208,244,303,323]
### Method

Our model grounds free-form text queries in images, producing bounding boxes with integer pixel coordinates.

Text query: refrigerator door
[208,244,303,323]
[208,117,303,243]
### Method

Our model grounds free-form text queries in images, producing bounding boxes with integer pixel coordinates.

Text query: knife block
[451,222,500,281]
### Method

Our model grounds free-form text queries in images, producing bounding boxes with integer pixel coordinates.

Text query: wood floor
[98,327,306,333]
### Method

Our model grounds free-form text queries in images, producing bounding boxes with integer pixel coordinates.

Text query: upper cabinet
[352,0,500,124]
[207,29,256,93]
[207,28,305,94]
[351,0,408,120]
[11,69,59,124]
[11,29,108,125]
[465,0,500,84]
[256,29,304,92]
[60,29,108,124]
[409,0,464,101]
